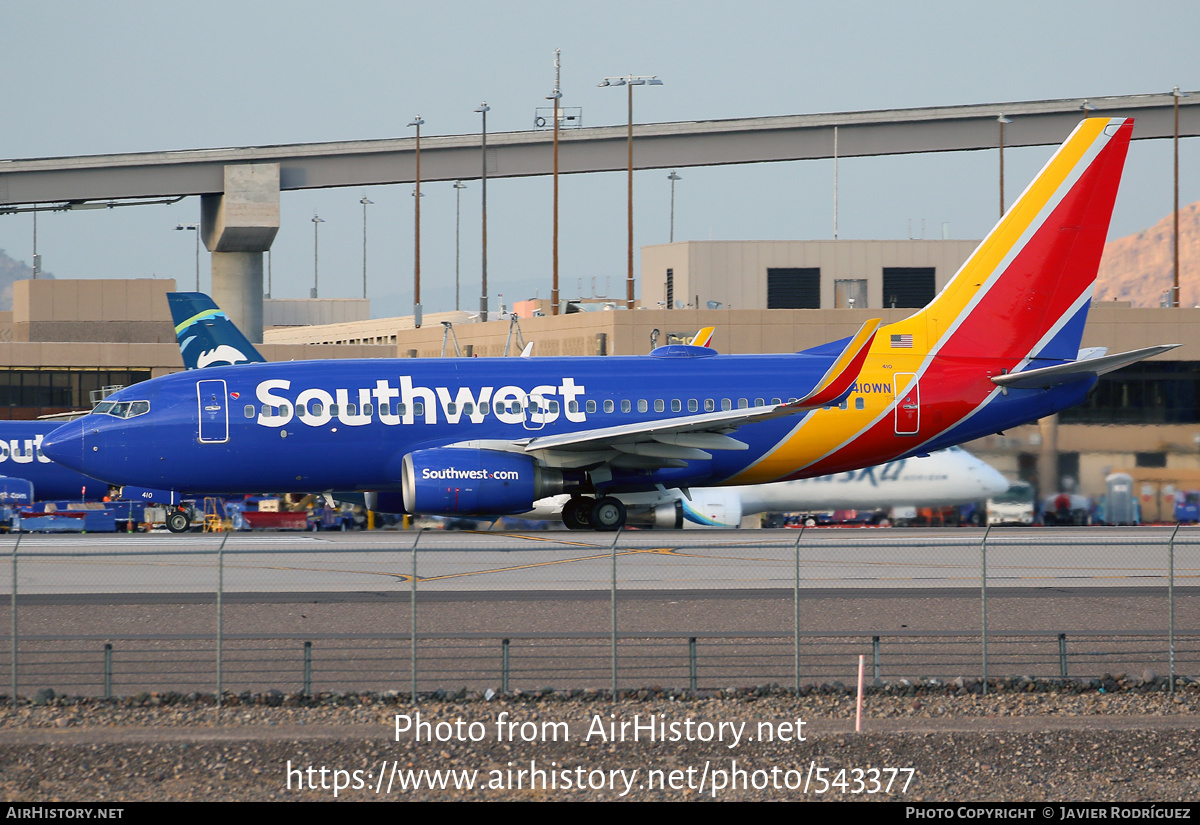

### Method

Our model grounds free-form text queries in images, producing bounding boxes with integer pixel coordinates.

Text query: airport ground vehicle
[988,481,1037,526]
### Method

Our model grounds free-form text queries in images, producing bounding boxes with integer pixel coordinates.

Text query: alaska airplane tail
[168,293,267,370]
[882,117,1133,365]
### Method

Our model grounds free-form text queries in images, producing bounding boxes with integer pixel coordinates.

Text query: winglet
[168,292,267,370]
[690,326,715,348]
[789,318,880,408]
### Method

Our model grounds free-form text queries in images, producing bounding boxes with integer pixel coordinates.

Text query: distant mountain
[1094,202,1200,307]
[0,248,55,311]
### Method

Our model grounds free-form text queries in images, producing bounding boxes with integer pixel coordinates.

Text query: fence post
[793,528,804,692]
[411,528,424,705]
[610,528,622,700]
[103,643,113,699]
[502,638,510,694]
[1058,633,1068,678]
[10,534,19,707]
[872,635,881,682]
[1169,523,1180,695]
[303,641,312,697]
[216,532,228,710]
[980,525,991,696]
[689,637,697,692]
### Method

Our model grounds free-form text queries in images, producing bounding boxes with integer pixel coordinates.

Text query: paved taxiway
[8,527,1200,693]
[5,526,1200,595]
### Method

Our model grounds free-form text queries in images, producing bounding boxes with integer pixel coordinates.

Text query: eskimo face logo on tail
[197,346,251,369]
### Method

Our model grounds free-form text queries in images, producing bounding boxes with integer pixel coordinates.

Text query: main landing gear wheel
[562,497,593,530]
[590,496,627,531]
[166,511,190,533]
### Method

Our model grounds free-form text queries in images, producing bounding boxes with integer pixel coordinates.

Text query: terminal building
[2,236,1197,519]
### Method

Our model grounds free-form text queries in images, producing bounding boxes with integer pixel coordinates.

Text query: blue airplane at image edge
[0,421,108,501]
[41,117,1178,531]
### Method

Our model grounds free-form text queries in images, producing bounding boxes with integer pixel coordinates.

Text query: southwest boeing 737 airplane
[42,117,1176,530]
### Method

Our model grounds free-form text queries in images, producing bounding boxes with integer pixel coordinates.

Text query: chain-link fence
[4,526,1198,701]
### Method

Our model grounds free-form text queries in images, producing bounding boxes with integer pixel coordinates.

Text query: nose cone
[969,454,1010,499]
[41,418,88,471]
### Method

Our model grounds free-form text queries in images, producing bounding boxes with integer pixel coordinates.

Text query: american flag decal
[890,334,913,348]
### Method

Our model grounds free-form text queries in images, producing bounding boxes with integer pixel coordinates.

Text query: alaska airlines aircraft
[170,293,268,370]
[527,446,1008,528]
[42,118,1175,530]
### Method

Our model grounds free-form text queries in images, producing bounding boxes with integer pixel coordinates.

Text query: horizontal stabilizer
[991,344,1180,389]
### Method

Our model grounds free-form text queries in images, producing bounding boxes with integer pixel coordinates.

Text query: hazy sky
[2,0,1198,318]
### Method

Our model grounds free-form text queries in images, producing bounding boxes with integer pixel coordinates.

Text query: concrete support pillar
[200,163,280,343]
[1037,414,1059,497]
[211,253,263,341]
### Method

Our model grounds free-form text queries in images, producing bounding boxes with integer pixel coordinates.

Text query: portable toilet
[1104,472,1137,525]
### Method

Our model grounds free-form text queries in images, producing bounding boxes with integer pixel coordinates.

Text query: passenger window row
[242,395,867,420]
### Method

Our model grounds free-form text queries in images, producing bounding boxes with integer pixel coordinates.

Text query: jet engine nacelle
[651,499,683,529]
[401,448,563,515]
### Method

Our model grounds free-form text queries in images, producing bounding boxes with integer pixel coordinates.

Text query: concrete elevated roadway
[2,92,1197,342]
[2,92,1197,205]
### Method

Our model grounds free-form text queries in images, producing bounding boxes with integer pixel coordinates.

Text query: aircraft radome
[43,117,1176,531]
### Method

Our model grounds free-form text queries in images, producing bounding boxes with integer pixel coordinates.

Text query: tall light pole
[311,214,324,298]
[599,74,663,309]
[360,195,373,300]
[1174,87,1188,308]
[668,171,681,243]
[997,114,1012,218]
[453,181,466,311]
[175,224,200,290]
[408,116,425,327]
[475,102,490,321]
[548,49,562,315]
[31,205,39,279]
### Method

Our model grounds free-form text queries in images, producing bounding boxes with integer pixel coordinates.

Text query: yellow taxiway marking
[28,557,415,582]
[414,549,675,582]
[463,530,604,548]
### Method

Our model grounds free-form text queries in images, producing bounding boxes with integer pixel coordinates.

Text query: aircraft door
[197,379,229,444]
[893,372,919,436]
[522,395,549,431]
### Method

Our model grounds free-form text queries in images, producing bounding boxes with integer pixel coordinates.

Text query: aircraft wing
[520,319,879,461]
[991,344,1179,389]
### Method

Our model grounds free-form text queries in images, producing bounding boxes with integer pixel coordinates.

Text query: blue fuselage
[40,353,1091,502]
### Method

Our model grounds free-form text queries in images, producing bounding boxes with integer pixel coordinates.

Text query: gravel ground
[3,677,1200,801]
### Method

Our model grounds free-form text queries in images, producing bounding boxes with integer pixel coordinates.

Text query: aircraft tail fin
[882,117,1134,365]
[167,292,267,370]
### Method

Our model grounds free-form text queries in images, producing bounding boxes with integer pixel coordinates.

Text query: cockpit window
[92,400,150,419]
